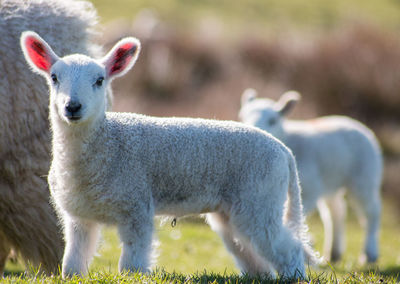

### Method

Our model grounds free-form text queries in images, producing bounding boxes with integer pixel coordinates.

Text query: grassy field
[4,200,400,282]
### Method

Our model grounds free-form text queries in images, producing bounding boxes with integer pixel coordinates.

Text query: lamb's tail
[284,152,321,266]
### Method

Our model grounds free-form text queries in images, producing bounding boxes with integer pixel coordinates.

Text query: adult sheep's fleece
[0,0,102,274]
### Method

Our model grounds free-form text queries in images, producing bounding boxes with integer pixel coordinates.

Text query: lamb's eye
[51,73,58,84]
[95,76,104,87]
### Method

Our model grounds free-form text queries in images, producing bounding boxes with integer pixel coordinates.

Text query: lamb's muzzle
[65,99,82,121]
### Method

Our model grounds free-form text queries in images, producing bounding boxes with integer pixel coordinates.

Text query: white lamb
[20,31,319,279]
[239,89,383,263]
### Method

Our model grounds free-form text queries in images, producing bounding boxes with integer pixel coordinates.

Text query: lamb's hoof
[359,253,378,265]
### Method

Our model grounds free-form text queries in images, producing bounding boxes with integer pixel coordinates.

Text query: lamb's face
[239,99,286,140]
[21,30,140,126]
[49,55,107,125]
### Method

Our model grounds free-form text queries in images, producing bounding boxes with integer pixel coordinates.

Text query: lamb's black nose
[65,101,81,113]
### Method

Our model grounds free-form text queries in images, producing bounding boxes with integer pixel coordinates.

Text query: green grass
[4,199,400,283]
[91,0,400,33]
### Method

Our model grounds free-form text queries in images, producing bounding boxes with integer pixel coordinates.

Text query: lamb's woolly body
[49,111,316,277]
[240,90,383,262]
[0,0,100,274]
[21,33,318,278]
[51,113,293,219]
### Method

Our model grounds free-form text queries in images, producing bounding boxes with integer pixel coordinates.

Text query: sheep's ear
[276,91,301,116]
[20,31,59,76]
[241,88,258,106]
[102,37,141,80]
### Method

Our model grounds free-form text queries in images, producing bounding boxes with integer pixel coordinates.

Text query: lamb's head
[20,31,140,126]
[239,88,300,139]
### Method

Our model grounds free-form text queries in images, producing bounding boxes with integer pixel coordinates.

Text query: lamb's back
[284,115,381,190]
[104,112,289,215]
[106,112,285,174]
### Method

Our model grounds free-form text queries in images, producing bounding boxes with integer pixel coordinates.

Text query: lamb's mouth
[65,113,82,121]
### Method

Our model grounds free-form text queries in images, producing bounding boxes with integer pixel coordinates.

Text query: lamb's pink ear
[20,31,58,76]
[102,37,141,80]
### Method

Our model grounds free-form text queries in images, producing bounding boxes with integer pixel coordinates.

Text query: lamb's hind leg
[229,200,306,279]
[207,212,274,276]
[62,217,101,277]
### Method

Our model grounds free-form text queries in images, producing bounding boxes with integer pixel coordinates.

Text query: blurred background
[92,0,400,208]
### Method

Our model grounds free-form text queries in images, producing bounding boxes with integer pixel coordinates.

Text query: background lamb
[20,31,318,279]
[0,0,103,275]
[239,89,383,263]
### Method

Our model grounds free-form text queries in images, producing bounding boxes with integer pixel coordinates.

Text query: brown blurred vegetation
[99,12,400,205]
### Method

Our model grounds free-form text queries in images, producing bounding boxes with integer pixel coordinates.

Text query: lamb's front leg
[117,215,154,274]
[62,216,100,277]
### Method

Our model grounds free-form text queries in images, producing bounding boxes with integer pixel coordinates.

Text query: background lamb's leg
[361,196,381,263]
[317,199,336,262]
[207,212,275,276]
[349,185,381,263]
[117,217,154,273]
[62,217,100,277]
[324,191,347,262]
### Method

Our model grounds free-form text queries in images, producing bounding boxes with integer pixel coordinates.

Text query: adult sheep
[20,31,319,279]
[239,89,383,263]
[0,0,103,275]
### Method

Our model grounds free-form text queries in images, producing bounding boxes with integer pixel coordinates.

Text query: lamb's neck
[51,115,106,165]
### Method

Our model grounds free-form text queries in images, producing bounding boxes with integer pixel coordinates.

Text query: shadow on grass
[3,264,62,279]
[374,265,400,281]
[152,269,307,284]
[318,262,400,283]
[3,269,25,278]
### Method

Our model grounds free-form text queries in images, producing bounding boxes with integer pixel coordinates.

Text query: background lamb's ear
[102,37,141,80]
[20,31,59,76]
[241,88,258,106]
[276,90,301,116]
